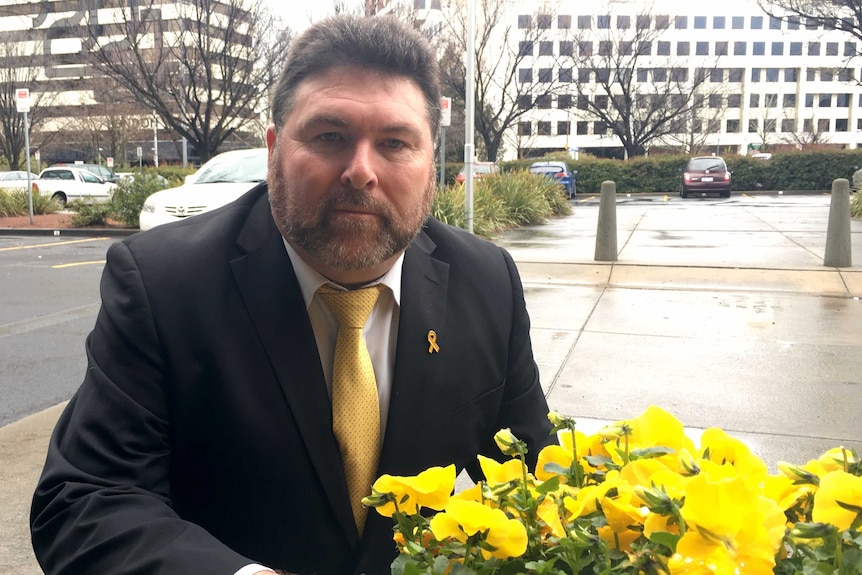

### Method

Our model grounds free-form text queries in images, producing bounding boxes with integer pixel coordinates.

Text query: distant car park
[528,161,576,198]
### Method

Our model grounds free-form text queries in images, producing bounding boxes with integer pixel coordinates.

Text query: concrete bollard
[824,178,852,268]
[594,180,618,261]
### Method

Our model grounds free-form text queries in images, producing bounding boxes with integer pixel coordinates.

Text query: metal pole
[24,110,33,224]
[463,0,476,234]
[153,112,159,168]
[439,127,446,188]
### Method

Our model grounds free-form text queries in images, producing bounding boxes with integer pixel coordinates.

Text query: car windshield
[195,150,268,184]
[473,164,493,174]
[530,166,562,175]
[688,158,726,171]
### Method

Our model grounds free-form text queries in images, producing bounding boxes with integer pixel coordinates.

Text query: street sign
[107,157,114,168]
[34,149,40,161]
[136,146,142,157]
[16,88,30,113]
[440,97,452,128]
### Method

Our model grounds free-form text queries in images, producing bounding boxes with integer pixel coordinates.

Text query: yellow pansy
[812,470,862,531]
[536,496,566,539]
[762,473,811,513]
[600,485,649,550]
[368,464,456,516]
[628,405,697,457]
[429,499,528,559]
[699,428,768,480]
[478,454,523,486]
[817,447,859,473]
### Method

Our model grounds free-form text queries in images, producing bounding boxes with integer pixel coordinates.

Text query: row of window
[517,13,851,33]
[517,118,857,137]
[518,93,857,111]
[518,66,856,85]
[520,39,857,58]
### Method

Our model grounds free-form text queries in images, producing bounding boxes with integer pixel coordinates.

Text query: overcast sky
[267,0,364,31]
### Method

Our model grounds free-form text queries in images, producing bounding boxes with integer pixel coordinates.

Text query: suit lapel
[229,196,359,547]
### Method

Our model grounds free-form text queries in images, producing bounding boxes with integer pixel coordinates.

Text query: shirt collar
[282,238,403,308]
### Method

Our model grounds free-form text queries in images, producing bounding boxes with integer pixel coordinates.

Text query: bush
[69,198,113,227]
[852,189,862,218]
[0,188,60,216]
[110,171,169,227]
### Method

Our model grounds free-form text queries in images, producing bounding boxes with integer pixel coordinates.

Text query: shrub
[852,189,862,218]
[69,198,113,227]
[0,188,60,216]
[110,172,169,227]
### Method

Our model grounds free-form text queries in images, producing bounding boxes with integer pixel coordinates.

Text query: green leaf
[648,531,680,553]
[537,475,561,494]
[631,446,675,460]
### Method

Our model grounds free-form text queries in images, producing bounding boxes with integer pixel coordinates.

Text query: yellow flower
[817,447,859,473]
[493,428,520,456]
[762,473,811,513]
[367,464,456,517]
[536,496,566,538]
[478,454,523,485]
[699,428,768,481]
[429,499,528,559]
[812,470,862,531]
[673,473,785,575]
[629,405,697,456]
[600,483,649,550]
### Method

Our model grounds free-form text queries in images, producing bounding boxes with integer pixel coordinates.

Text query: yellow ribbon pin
[427,330,440,353]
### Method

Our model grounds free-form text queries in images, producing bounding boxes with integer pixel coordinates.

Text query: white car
[139,148,268,231]
[0,170,38,191]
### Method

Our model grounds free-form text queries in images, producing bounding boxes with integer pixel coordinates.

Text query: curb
[0,227,137,238]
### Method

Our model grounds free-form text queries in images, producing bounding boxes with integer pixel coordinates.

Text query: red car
[455,162,498,183]
[680,156,731,198]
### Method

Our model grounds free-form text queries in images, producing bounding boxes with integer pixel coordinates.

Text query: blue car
[529,161,576,198]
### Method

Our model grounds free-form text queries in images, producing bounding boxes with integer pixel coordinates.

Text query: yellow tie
[317,284,384,533]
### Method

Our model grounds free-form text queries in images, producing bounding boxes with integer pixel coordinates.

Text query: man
[31,15,552,575]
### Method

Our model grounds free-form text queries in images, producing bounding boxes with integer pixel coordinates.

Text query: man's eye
[382,138,406,149]
[319,133,343,142]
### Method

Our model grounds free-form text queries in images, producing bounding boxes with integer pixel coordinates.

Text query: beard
[268,157,435,272]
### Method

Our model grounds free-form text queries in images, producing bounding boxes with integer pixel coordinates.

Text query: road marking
[0,237,110,252]
[52,260,106,269]
[0,303,101,338]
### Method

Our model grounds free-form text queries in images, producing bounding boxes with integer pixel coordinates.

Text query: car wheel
[722,189,731,198]
[51,193,67,208]
[680,187,688,199]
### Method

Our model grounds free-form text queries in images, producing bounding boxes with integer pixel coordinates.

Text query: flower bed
[364,406,862,575]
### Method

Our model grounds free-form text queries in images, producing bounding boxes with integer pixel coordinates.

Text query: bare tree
[783,115,832,149]
[662,92,729,155]
[432,0,564,162]
[561,6,724,159]
[0,31,57,170]
[84,0,292,162]
[759,0,862,60]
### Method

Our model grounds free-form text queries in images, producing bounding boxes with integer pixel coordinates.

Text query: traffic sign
[107,157,114,168]
[16,88,30,113]
[440,97,452,128]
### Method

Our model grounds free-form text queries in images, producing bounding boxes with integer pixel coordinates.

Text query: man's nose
[341,141,379,190]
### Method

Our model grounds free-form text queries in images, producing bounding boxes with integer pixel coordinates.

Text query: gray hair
[271,15,441,138]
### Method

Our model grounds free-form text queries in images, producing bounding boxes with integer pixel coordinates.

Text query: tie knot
[317,284,384,329]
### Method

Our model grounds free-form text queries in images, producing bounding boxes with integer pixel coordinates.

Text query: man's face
[266,66,436,286]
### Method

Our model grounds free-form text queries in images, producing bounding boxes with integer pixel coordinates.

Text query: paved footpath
[2,193,861,574]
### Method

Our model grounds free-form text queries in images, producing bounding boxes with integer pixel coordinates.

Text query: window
[819,94,832,107]
[579,41,593,56]
[537,14,552,29]
[836,118,848,132]
[518,41,533,56]
[804,94,814,107]
[765,94,778,107]
[637,69,648,82]
[538,121,551,135]
[716,42,728,56]
[750,94,760,107]
[710,68,724,82]
[696,42,709,56]
[845,42,857,57]
[692,120,703,133]
[707,119,721,133]
[818,119,829,132]
[557,121,570,135]
[728,68,743,82]
[806,68,816,82]
[415,0,425,8]
[517,95,531,109]
[638,41,652,55]
[653,68,667,82]
[709,94,723,108]
[675,15,687,29]
[518,68,532,83]
[620,41,633,56]
[593,121,608,135]
[809,42,820,56]
[617,15,630,29]
[726,119,740,133]
[766,68,779,82]
[769,16,781,29]
[599,41,613,56]
[805,18,818,30]
[732,16,744,29]
[749,119,758,133]
[803,119,813,132]
[637,15,651,29]
[539,41,553,56]
[671,67,688,82]
[536,95,552,108]
[788,16,799,30]
[714,16,725,29]
[753,42,765,56]
[559,41,573,56]
[558,15,571,29]
[734,42,746,56]
[790,42,802,56]
[838,68,854,81]
[517,15,531,29]
[751,16,763,29]
[751,68,761,82]
[594,95,608,109]
[577,15,591,29]
[558,94,573,108]
[596,68,610,83]
[559,68,572,82]
[771,42,783,56]
[657,41,671,55]
[783,94,796,107]
[576,121,588,135]
[677,41,690,56]
[577,95,589,109]
[538,68,553,83]
[727,94,741,108]
[655,15,669,29]
[782,119,796,132]
[694,16,706,29]
[597,14,610,28]
[823,68,836,81]
[764,119,777,132]
[578,69,591,82]
[518,121,531,136]
[837,93,850,107]
[826,42,838,56]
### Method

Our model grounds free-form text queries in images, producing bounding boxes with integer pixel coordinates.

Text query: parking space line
[0,237,110,252]
[52,260,106,269]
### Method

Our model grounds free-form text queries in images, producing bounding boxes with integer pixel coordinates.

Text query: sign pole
[439,97,451,189]
[16,88,33,224]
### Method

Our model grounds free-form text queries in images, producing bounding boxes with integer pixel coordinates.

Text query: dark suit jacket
[31,184,552,575]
